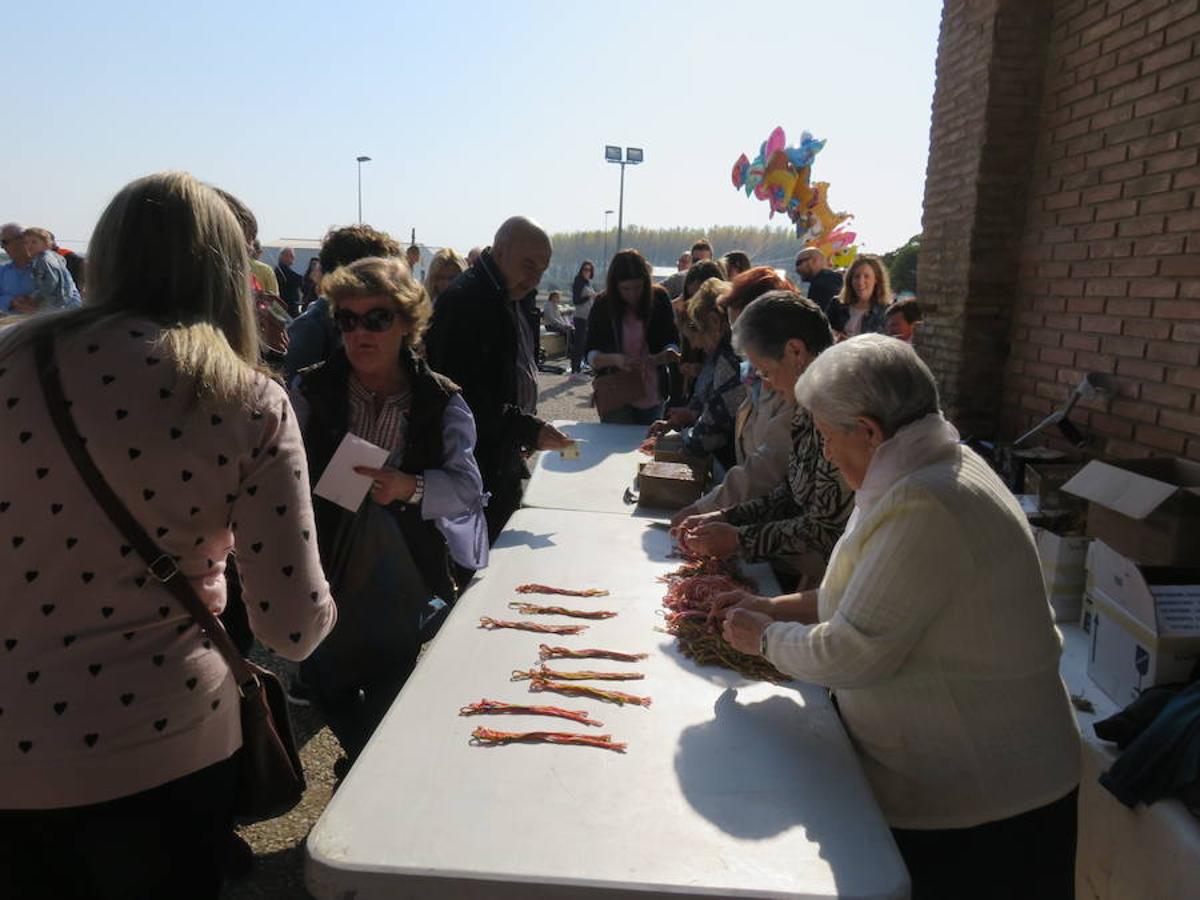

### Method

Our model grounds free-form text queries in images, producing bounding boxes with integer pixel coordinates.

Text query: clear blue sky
[7,0,941,256]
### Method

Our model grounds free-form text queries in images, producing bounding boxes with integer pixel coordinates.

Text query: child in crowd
[23,227,81,310]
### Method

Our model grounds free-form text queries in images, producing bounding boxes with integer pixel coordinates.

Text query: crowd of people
[0,223,84,314]
[0,172,1079,900]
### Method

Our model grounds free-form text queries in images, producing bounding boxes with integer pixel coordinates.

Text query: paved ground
[222,361,598,899]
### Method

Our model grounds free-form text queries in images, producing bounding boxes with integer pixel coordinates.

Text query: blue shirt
[0,261,36,313]
[31,251,81,309]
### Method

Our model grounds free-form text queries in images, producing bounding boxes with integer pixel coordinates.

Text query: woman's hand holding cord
[723,608,773,656]
[678,520,740,559]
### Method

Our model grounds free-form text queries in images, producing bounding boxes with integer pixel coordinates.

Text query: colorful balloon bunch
[731,126,858,266]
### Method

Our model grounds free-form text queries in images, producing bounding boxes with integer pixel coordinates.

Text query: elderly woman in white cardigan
[717,334,1081,900]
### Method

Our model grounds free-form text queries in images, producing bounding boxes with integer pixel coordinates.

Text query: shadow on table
[674,688,874,896]
[539,451,605,473]
[495,529,557,550]
[637,520,678,557]
[652,634,807,692]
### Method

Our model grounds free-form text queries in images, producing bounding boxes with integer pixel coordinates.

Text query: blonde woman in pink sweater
[0,172,336,899]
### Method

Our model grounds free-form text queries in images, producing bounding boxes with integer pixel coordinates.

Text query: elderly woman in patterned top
[291,255,487,765]
[673,291,852,590]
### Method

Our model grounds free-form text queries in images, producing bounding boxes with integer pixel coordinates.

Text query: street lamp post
[356,155,371,223]
[602,209,615,272]
[604,146,643,253]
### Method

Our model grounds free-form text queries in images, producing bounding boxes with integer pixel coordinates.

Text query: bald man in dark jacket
[425,217,571,540]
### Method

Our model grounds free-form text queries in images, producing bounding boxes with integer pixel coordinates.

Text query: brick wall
[917,0,1053,438]
[1001,0,1200,458]
[920,0,1200,458]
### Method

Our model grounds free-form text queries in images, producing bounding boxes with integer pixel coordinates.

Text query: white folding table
[306,508,909,899]
[523,420,663,518]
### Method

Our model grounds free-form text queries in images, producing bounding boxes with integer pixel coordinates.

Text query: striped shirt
[348,374,412,451]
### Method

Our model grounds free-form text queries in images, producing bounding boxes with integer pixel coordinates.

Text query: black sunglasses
[333,307,396,333]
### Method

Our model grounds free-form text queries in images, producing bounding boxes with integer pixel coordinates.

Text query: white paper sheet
[313,433,390,512]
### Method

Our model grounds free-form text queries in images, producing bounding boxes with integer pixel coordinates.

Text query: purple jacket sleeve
[420,394,489,570]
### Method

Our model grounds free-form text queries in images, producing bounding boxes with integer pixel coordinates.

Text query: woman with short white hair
[717,333,1081,899]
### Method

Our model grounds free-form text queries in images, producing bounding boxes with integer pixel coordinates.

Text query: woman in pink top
[584,249,681,426]
[0,172,337,899]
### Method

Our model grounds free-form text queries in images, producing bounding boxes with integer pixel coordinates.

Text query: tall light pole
[356,155,371,223]
[604,146,643,253]
[602,209,615,272]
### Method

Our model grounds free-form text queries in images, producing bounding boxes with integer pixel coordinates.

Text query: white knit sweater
[764,418,1081,829]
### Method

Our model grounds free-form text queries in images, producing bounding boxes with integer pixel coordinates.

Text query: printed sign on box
[1083,541,1200,705]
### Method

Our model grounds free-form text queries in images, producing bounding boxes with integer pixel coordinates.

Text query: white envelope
[314,433,390,512]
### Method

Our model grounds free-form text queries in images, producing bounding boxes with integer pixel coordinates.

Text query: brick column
[917,0,1054,437]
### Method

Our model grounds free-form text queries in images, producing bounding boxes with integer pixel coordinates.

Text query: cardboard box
[652,434,711,481]
[637,461,704,510]
[1016,495,1077,531]
[1062,458,1200,566]
[1024,462,1087,514]
[1083,540,1200,705]
[1034,529,1091,622]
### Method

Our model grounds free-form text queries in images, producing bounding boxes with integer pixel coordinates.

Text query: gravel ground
[222,360,599,899]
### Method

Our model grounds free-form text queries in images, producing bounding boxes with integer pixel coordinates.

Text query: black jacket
[297,345,459,604]
[808,269,846,330]
[584,285,679,397]
[274,263,304,316]
[424,251,544,493]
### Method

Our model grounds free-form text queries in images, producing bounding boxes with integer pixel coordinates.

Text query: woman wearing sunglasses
[291,256,487,766]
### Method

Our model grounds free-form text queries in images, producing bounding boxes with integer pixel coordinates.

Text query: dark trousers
[300,602,420,762]
[891,788,1078,900]
[303,654,416,763]
[0,754,238,900]
[570,316,589,372]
